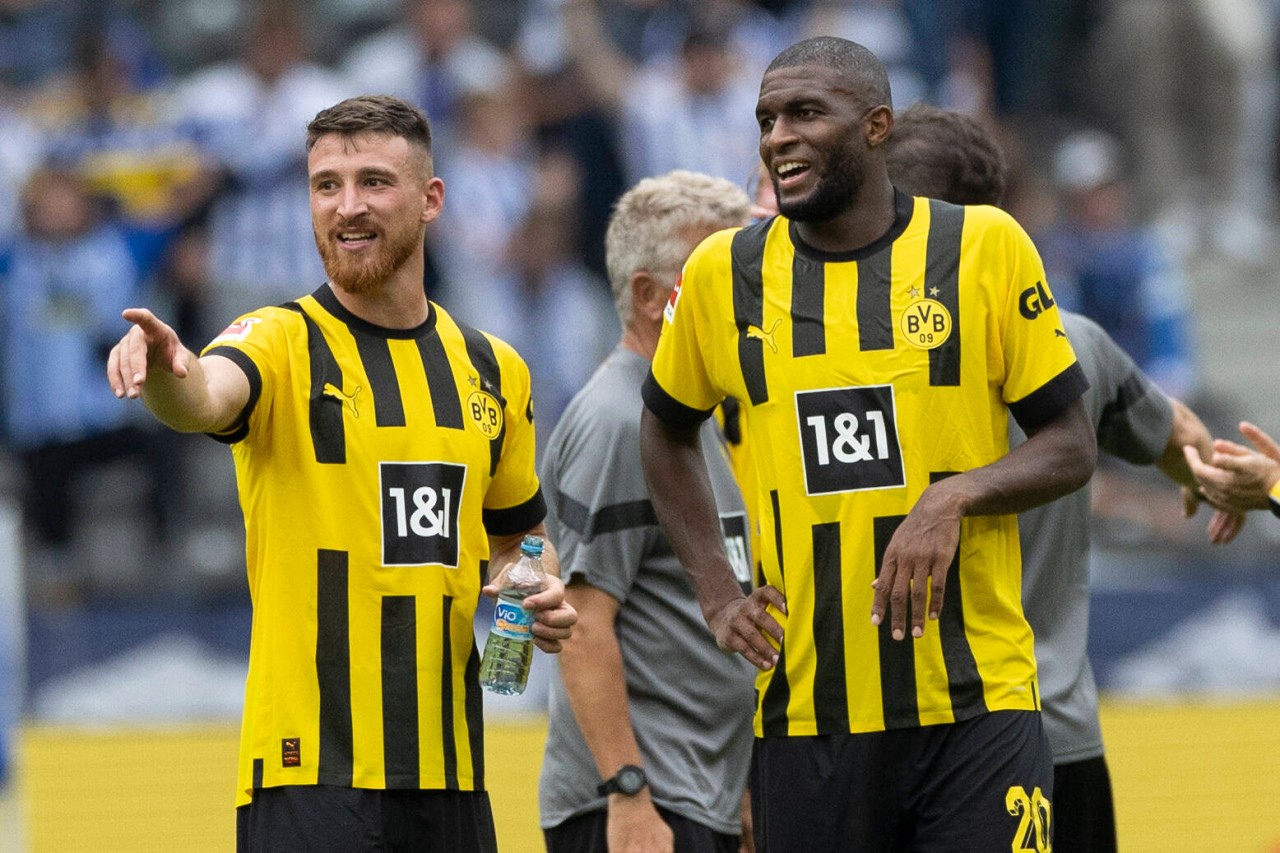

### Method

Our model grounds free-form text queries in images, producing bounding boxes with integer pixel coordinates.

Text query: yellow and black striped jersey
[201,284,544,806]
[644,192,1087,738]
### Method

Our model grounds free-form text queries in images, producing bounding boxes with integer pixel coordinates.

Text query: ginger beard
[314,208,423,296]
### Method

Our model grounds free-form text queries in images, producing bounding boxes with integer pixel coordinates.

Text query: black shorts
[544,806,740,853]
[1053,755,1117,853]
[236,785,498,853]
[750,710,1054,853]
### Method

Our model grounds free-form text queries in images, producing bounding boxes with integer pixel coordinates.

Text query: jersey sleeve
[480,334,546,536]
[643,232,732,428]
[200,308,291,444]
[993,212,1090,431]
[1067,312,1173,465]
[541,406,651,603]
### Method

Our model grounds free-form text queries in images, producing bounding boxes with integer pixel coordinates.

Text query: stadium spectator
[1036,129,1200,401]
[885,102,1246,853]
[1185,421,1280,519]
[106,95,575,852]
[340,0,512,167]
[639,37,1095,851]
[538,170,756,852]
[563,0,763,186]
[167,2,355,326]
[1,166,174,593]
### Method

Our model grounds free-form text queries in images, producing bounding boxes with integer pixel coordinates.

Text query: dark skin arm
[871,398,1097,640]
[639,409,786,671]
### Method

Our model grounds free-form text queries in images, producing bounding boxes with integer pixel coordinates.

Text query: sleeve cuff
[1008,361,1090,433]
[484,487,547,537]
[202,346,262,444]
[641,370,716,430]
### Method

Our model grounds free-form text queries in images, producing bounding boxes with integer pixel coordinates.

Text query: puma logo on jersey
[1054,328,1067,338]
[322,382,362,418]
[746,319,781,354]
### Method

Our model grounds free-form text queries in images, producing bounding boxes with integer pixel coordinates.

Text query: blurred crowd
[2,0,1278,605]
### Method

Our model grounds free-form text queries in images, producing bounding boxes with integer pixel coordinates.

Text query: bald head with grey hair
[605,170,750,330]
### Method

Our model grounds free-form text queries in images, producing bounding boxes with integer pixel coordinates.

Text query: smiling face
[308,131,442,296]
[755,63,885,223]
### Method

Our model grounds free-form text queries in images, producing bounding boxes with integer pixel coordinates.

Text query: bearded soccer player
[639,37,1096,851]
[107,94,576,853]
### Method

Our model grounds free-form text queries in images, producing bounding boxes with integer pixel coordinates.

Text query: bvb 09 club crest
[899,296,953,350]
[467,389,504,438]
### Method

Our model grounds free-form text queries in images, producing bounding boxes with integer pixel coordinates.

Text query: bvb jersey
[643,191,1088,738]
[200,284,545,806]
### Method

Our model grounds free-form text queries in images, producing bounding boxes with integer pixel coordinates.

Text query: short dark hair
[886,103,1006,206]
[765,37,892,108]
[305,95,433,157]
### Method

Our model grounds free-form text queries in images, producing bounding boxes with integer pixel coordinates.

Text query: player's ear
[865,105,893,148]
[422,176,445,224]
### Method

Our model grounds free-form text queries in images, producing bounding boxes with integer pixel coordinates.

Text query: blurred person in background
[341,0,513,166]
[1185,421,1280,521]
[167,0,356,332]
[106,94,575,853]
[538,169,757,853]
[563,0,763,186]
[0,166,173,597]
[1084,0,1274,262]
[1037,128,1200,402]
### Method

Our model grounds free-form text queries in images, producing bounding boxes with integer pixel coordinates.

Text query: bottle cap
[521,535,544,556]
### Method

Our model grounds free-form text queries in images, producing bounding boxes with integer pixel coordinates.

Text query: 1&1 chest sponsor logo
[795,385,905,495]
[380,461,467,566]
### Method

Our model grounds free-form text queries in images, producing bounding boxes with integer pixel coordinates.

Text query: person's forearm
[929,398,1096,517]
[559,605,644,779]
[1154,398,1210,489]
[639,408,743,622]
[140,351,237,433]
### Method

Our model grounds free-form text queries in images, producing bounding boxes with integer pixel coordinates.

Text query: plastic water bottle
[479,535,547,695]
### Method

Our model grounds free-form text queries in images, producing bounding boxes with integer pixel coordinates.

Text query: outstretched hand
[1183,421,1280,514]
[107,308,191,399]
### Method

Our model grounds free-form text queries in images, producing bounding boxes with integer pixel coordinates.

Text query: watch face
[617,766,646,794]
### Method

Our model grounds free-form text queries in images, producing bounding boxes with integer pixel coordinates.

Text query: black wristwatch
[597,764,648,796]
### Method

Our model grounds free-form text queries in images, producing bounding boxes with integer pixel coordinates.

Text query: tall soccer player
[640,36,1096,851]
[107,95,576,853]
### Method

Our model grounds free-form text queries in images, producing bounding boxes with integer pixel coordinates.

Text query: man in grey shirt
[539,171,757,852]
[884,103,1245,853]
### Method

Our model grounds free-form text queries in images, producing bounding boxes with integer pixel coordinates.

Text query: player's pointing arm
[107,307,250,435]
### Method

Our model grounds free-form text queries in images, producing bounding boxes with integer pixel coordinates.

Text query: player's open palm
[107,308,191,400]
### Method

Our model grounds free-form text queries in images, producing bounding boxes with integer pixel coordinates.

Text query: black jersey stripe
[251,757,263,790]
[930,474,988,720]
[381,595,420,787]
[416,333,464,430]
[463,631,485,789]
[316,549,353,785]
[925,200,965,386]
[439,594,459,789]
[556,491,657,542]
[760,489,790,736]
[285,303,347,464]
[1009,361,1089,432]
[459,326,506,477]
[856,244,895,351]
[353,330,406,427]
[812,522,849,733]
[791,252,826,357]
[203,345,262,444]
[873,514,919,729]
[731,221,770,405]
